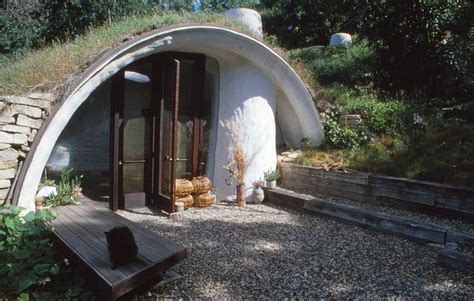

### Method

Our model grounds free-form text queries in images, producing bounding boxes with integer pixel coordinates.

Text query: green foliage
[44,169,82,207]
[260,0,363,48]
[264,169,281,181]
[0,3,45,55]
[358,0,473,103]
[0,11,255,95]
[332,86,417,135]
[0,0,262,56]
[0,0,150,56]
[0,206,58,296]
[40,0,150,43]
[320,109,367,150]
[0,206,95,299]
[288,39,376,86]
[261,0,473,105]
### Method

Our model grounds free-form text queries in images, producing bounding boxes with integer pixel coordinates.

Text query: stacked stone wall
[0,93,53,205]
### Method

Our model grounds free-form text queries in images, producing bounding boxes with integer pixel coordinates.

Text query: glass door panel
[156,57,180,213]
[176,60,195,179]
[122,63,152,195]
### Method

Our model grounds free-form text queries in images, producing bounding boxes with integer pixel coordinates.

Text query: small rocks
[119,203,473,299]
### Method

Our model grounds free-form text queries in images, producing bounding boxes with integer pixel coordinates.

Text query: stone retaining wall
[0,93,53,205]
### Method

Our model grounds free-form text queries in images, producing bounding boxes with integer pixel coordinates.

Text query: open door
[110,52,206,213]
[154,56,180,213]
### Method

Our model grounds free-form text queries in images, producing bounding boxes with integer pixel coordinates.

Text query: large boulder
[224,8,263,39]
[329,33,352,48]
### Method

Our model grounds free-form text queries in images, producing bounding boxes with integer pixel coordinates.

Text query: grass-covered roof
[0,12,271,96]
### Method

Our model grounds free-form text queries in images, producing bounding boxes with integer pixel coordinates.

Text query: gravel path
[118,203,474,299]
[280,185,474,233]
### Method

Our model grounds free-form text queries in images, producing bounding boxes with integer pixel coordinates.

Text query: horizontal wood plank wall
[279,163,370,202]
[279,163,474,218]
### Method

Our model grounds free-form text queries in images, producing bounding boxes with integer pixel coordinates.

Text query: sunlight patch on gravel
[120,203,474,299]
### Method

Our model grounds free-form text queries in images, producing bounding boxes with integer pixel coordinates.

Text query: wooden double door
[110,52,208,213]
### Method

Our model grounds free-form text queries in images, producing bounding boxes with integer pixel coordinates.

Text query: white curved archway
[14,25,323,211]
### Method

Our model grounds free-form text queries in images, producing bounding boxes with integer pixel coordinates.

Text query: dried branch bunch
[220,108,248,185]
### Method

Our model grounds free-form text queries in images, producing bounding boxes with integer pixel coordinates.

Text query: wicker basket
[191,176,213,194]
[175,179,194,196]
[175,194,194,209]
[193,192,215,208]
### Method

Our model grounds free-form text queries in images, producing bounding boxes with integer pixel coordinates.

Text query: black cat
[104,226,138,269]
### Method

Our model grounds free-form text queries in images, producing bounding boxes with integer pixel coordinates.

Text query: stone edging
[0,94,53,205]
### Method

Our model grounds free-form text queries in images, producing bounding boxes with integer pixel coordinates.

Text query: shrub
[0,3,45,54]
[264,169,281,181]
[44,168,82,207]
[0,206,94,299]
[320,109,367,150]
[288,40,376,87]
[0,207,59,297]
[321,85,418,136]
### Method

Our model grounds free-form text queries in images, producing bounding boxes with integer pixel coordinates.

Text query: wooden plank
[69,204,181,264]
[281,163,369,185]
[279,180,367,202]
[438,248,474,274]
[446,230,474,247]
[265,188,449,244]
[282,173,368,194]
[281,163,474,217]
[62,205,150,275]
[80,201,184,254]
[52,217,123,285]
[51,200,187,300]
[370,186,435,206]
[435,190,474,215]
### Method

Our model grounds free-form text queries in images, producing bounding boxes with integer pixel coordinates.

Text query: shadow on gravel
[117,203,472,299]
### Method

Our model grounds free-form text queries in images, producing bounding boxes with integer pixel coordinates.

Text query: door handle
[163,155,173,162]
[175,158,188,162]
[118,160,123,165]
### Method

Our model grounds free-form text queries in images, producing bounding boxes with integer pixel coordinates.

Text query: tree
[358,0,473,103]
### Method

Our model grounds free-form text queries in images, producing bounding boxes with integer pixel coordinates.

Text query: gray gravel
[118,203,474,299]
[280,185,474,233]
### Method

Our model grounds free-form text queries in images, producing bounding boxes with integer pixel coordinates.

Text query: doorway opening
[110,52,215,213]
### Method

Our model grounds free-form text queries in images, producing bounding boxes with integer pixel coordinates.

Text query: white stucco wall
[16,25,323,211]
[213,57,277,199]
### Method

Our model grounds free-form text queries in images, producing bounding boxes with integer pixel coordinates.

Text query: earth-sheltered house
[2,20,323,213]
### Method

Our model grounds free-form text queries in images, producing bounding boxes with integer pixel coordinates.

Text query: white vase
[265,180,276,189]
[252,188,265,204]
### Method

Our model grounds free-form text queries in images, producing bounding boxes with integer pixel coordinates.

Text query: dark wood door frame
[110,52,206,212]
[110,70,124,211]
[167,52,206,178]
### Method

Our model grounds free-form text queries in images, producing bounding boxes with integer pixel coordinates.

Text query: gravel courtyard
[118,203,473,299]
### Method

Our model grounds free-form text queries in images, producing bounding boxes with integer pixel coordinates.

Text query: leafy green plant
[321,109,367,149]
[44,169,82,207]
[264,169,281,181]
[288,40,376,87]
[0,206,95,299]
[0,206,58,296]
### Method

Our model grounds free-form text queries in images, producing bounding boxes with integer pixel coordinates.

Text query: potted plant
[221,109,248,207]
[264,169,281,188]
[251,180,265,204]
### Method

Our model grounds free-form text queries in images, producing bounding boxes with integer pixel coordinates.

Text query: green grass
[0,12,256,96]
[297,123,474,187]
[290,40,474,187]
[288,39,375,86]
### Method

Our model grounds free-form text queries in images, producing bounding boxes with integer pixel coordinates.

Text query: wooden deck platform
[51,199,187,300]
